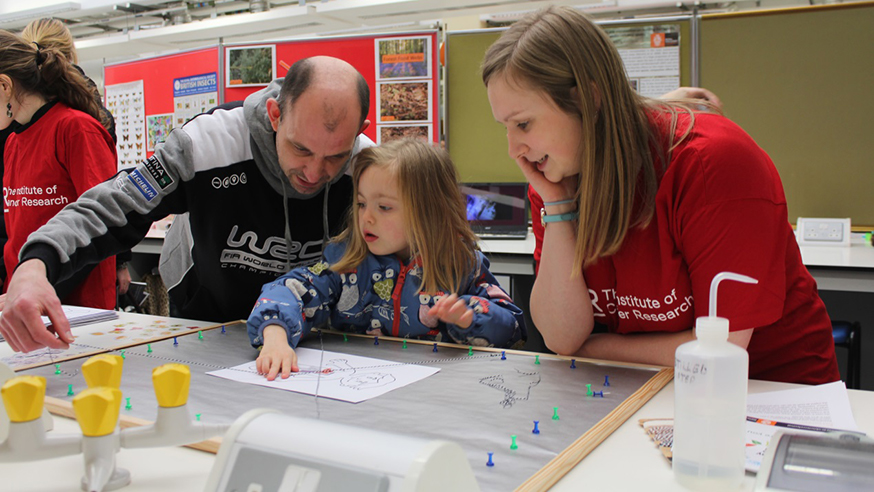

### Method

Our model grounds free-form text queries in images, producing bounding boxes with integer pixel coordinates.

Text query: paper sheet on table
[745,381,861,472]
[207,348,440,403]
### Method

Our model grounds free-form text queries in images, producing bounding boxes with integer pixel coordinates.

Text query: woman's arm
[529,206,594,355]
[575,327,754,366]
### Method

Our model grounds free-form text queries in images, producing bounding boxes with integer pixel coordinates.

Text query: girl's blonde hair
[22,18,77,64]
[482,5,706,270]
[0,30,105,128]
[331,139,479,293]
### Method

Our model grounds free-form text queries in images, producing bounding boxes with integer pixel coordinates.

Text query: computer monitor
[461,183,529,239]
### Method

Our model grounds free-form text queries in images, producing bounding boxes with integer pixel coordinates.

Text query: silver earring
[5,103,10,118]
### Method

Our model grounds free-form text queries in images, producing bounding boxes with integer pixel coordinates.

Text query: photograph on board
[226,45,276,87]
[375,36,430,79]
[377,81,431,123]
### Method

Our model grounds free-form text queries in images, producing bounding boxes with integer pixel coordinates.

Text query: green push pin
[67,384,74,397]
[196,414,201,422]
[468,346,474,356]
[54,364,61,375]
[586,384,593,396]
[343,334,348,342]
[198,331,204,340]
[120,350,126,360]
[125,397,132,411]
[552,407,560,421]
[535,355,540,365]
[510,434,518,450]
[402,340,407,349]
[147,344,153,353]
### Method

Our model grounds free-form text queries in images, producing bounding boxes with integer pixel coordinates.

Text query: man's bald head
[277,56,370,130]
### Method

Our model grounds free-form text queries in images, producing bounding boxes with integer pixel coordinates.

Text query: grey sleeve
[19,128,197,285]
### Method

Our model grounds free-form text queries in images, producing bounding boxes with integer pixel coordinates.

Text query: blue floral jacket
[247,242,526,349]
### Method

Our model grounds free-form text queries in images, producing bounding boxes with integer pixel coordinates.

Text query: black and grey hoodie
[20,80,375,322]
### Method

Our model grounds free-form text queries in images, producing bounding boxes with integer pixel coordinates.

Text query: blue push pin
[432,343,438,352]
[486,452,495,467]
[173,337,178,345]
[570,359,576,369]
[221,325,226,334]
[604,375,610,387]
[374,336,379,346]
[501,351,506,360]
[532,420,540,434]
[594,390,604,398]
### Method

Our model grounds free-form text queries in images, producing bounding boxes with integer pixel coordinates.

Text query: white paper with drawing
[207,348,440,403]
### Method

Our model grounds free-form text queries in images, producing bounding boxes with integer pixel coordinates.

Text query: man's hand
[117,264,131,295]
[256,325,299,381]
[0,260,71,352]
[428,293,474,329]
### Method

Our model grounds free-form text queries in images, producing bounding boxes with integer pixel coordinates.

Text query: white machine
[205,409,480,492]
[754,430,874,492]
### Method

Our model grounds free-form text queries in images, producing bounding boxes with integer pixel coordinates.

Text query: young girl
[247,139,526,380]
[0,30,117,311]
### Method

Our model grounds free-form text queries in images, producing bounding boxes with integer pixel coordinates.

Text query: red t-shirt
[3,102,117,309]
[530,112,839,385]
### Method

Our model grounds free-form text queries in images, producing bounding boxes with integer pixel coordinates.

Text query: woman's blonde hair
[331,139,479,293]
[482,5,703,270]
[0,30,104,127]
[22,18,77,64]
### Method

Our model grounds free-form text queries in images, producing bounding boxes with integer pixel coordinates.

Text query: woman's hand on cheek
[514,155,578,204]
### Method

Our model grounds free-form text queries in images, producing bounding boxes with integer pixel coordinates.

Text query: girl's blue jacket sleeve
[246,244,344,348]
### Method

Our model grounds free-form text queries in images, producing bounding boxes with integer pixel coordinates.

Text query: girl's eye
[379,205,392,211]
[516,121,529,130]
[356,202,365,209]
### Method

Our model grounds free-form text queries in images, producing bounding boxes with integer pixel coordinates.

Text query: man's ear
[266,97,281,132]
[358,119,371,135]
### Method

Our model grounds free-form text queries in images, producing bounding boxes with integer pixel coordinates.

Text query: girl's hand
[257,325,299,381]
[428,293,474,329]
[513,154,578,204]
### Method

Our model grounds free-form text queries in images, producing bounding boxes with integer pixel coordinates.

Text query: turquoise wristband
[542,211,579,223]
[543,198,574,206]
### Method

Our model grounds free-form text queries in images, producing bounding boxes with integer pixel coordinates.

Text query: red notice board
[104,47,220,159]
[224,31,440,145]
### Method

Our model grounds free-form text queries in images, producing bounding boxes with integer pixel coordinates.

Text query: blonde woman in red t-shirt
[482,5,839,385]
[0,30,118,319]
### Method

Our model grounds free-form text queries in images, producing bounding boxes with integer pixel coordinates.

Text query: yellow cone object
[73,387,122,437]
[82,354,124,389]
[152,364,190,408]
[1,376,46,423]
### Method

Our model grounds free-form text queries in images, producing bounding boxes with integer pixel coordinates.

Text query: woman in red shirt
[482,6,838,384]
[0,30,117,312]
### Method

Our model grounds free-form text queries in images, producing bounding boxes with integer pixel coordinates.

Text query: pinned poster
[173,72,218,127]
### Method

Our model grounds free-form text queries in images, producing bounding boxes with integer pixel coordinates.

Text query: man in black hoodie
[0,56,374,353]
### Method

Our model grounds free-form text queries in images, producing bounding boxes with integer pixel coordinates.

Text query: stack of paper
[42,305,119,329]
[745,381,862,472]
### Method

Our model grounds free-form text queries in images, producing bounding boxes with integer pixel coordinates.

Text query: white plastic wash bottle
[673,272,757,490]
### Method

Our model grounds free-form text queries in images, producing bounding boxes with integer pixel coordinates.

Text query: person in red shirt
[0,30,117,313]
[482,6,839,385]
